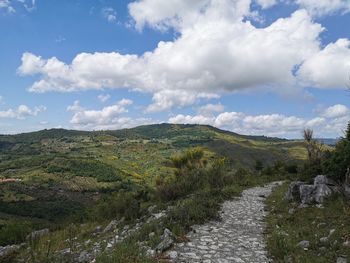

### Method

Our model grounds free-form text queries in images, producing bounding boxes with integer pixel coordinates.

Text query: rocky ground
[166,182,283,263]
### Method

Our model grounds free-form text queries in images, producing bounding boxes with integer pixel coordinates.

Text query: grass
[96,242,158,263]
[266,183,350,263]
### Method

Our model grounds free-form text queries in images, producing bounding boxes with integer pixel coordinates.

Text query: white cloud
[0,105,46,119]
[67,99,147,130]
[322,104,349,118]
[0,0,15,13]
[98,94,111,103]
[169,104,349,137]
[298,39,350,89]
[128,0,212,31]
[0,0,35,13]
[198,103,225,116]
[295,0,350,17]
[17,0,350,112]
[256,0,277,9]
[102,7,117,23]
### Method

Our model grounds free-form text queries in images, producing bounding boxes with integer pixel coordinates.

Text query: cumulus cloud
[102,7,117,23]
[67,99,151,130]
[198,103,225,116]
[98,94,111,103]
[298,39,350,89]
[322,104,349,118]
[295,0,350,17]
[169,104,349,137]
[0,105,46,119]
[17,0,350,112]
[255,0,277,9]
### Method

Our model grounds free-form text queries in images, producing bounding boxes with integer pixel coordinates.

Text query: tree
[303,128,314,160]
[302,128,324,180]
[324,122,350,182]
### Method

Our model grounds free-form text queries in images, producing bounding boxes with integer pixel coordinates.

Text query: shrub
[95,192,141,221]
[0,222,32,246]
[156,148,207,201]
[324,123,350,182]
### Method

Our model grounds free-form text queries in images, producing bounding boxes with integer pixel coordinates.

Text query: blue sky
[0,0,350,138]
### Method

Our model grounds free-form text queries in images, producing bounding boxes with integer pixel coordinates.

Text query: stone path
[168,182,282,263]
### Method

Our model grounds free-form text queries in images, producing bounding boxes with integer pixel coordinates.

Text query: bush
[324,125,350,182]
[47,158,122,182]
[156,148,207,201]
[95,192,141,221]
[0,222,32,246]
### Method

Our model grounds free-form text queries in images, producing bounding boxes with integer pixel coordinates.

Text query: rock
[337,256,347,263]
[314,184,333,203]
[153,211,166,220]
[149,232,155,238]
[155,228,175,254]
[314,175,336,186]
[319,237,328,243]
[288,208,295,215]
[285,181,305,202]
[103,220,118,233]
[95,226,102,233]
[167,251,178,259]
[287,176,338,205]
[300,185,317,204]
[343,184,350,198]
[329,229,336,237]
[0,245,20,258]
[146,248,156,257]
[106,242,113,249]
[26,228,49,240]
[78,251,92,263]
[147,205,157,214]
[297,240,310,249]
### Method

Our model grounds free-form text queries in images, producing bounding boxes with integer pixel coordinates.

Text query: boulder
[155,228,175,254]
[314,175,336,186]
[285,181,305,202]
[287,176,338,205]
[26,228,49,240]
[343,184,350,199]
[300,185,317,204]
[314,184,333,203]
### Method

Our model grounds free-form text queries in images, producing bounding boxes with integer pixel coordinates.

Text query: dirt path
[168,182,282,263]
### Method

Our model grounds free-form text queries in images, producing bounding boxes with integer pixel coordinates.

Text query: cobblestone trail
[168,182,282,263]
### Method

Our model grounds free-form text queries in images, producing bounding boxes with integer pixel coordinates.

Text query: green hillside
[0,124,306,254]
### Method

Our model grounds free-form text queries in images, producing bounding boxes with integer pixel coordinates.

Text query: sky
[0,0,350,138]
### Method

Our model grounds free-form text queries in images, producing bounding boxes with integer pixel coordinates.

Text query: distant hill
[0,123,307,250]
[315,138,339,146]
[0,124,306,168]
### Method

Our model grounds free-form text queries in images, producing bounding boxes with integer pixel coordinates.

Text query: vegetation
[265,123,350,262]
[323,123,350,182]
[0,124,307,262]
[266,183,350,263]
